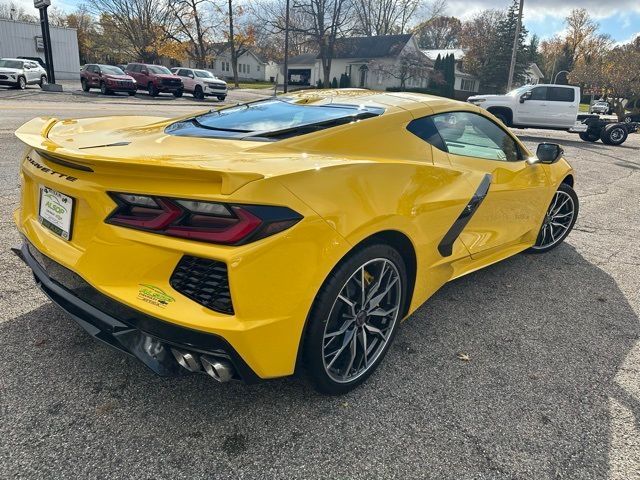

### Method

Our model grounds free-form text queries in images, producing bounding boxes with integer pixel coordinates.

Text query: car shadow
[1,244,638,477]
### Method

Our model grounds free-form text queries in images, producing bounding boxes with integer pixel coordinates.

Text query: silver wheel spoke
[551,197,570,216]
[322,257,402,383]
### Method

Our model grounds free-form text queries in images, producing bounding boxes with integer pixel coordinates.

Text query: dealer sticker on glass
[39,186,74,240]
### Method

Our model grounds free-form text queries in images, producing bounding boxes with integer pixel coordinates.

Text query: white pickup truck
[468,84,637,146]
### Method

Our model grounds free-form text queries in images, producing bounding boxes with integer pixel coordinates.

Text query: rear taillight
[106,193,302,245]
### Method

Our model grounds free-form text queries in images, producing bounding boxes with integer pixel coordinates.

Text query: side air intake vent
[170,256,233,314]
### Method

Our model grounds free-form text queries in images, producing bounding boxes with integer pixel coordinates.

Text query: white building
[283,34,433,91]
[0,19,80,80]
[201,45,277,83]
[523,63,544,85]
[421,49,480,99]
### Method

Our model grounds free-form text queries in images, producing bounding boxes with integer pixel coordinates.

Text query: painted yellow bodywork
[14,89,574,379]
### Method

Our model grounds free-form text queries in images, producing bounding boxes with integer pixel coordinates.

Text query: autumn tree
[458,9,504,84]
[414,16,461,49]
[65,6,100,64]
[569,41,640,118]
[166,0,219,68]
[88,0,172,63]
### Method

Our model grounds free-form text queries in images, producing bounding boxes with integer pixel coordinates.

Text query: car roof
[284,89,473,116]
[1,58,26,62]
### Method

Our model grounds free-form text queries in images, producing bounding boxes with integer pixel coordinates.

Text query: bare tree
[88,0,172,63]
[216,0,255,87]
[371,50,431,89]
[0,1,37,21]
[351,0,421,36]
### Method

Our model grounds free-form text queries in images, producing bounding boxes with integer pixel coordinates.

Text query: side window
[530,86,547,101]
[177,69,187,77]
[88,65,96,73]
[410,112,522,162]
[130,64,140,73]
[549,87,575,102]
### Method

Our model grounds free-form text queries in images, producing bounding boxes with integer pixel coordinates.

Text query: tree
[351,0,421,36]
[88,0,171,63]
[219,0,256,87]
[65,6,100,65]
[0,1,37,22]
[459,9,504,82]
[166,0,219,68]
[414,16,461,49]
[569,41,640,118]
[371,50,430,89]
[475,1,528,92]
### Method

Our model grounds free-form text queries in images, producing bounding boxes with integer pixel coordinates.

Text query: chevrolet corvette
[13,89,578,394]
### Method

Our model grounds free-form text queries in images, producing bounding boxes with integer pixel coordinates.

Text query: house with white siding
[284,34,433,91]
[205,45,277,82]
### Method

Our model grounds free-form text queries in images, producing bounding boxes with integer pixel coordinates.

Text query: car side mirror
[519,92,531,103]
[189,73,194,78]
[536,143,563,164]
[141,69,148,75]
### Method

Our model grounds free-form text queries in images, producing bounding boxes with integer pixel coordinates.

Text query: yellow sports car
[13,89,578,394]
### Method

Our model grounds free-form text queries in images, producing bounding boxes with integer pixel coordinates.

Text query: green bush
[339,73,351,88]
[316,79,324,89]
[331,77,338,88]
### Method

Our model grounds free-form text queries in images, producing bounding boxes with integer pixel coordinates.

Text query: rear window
[166,99,384,141]
[548,87,575,102]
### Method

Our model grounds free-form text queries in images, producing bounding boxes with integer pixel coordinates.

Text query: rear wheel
[600,123,628,145]
[528,183,578,254]
[302,244,407,394]
[579,131,599,142]
[194,85,204,100]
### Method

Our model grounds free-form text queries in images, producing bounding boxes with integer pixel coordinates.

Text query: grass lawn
[233,82,276,90]
[579,103,589,112]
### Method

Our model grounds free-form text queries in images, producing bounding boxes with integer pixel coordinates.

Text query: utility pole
[283,0,290,93]
[34,0,61,91]
[506,0,524,92]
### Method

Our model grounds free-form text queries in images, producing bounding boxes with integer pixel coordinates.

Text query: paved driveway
[0,95,638,479]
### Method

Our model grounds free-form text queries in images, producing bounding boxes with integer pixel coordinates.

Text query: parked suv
[0,58,47,90]
[468,84,581,129]
[125,63,183,97]
[170,67,227,101]
[81,64,137,95]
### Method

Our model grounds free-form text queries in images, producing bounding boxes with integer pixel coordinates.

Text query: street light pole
[553,70,569,84]
[283,0,290,93]
[506,0,524,92]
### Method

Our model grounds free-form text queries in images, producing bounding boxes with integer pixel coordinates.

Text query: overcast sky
[12,0,640,44]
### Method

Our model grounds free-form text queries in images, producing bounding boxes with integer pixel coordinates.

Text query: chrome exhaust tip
[201,355,234,383]
[170,348,201,372]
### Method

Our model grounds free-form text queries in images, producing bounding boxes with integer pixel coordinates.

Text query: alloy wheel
[322,258,402,383]
[532,190,575,250]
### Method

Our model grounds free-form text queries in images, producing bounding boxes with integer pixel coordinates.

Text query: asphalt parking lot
[0,88,638,479]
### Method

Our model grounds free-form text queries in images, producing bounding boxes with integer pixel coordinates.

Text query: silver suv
[0,58,48,90]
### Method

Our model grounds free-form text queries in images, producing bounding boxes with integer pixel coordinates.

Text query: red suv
[125,63,183,97]
[80,64,137,95]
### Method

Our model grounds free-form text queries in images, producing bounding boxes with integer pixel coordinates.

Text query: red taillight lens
[106,193,302,245]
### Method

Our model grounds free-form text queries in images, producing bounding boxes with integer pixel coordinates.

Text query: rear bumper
[14,240,261,383]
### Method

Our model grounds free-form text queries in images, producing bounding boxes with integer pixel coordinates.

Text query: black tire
[128,91,136,96]
[302,243,408,394]
[173,88,183,98]
[600,123,628,145]
[17,76,26,90]
[492,110,510,127]
[81,78,90,92]
[39,75,47,88]
[193,86,204,100]
[528,183,579,254]
[217,95,226,101]
[100,82,111,95]
[579,131,599,142]
[148,82,158,97]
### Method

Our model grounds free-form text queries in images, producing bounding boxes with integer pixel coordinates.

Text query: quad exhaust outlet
[170,348,235,382]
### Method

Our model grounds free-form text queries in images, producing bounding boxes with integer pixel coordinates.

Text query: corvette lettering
[26,154,78,182]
